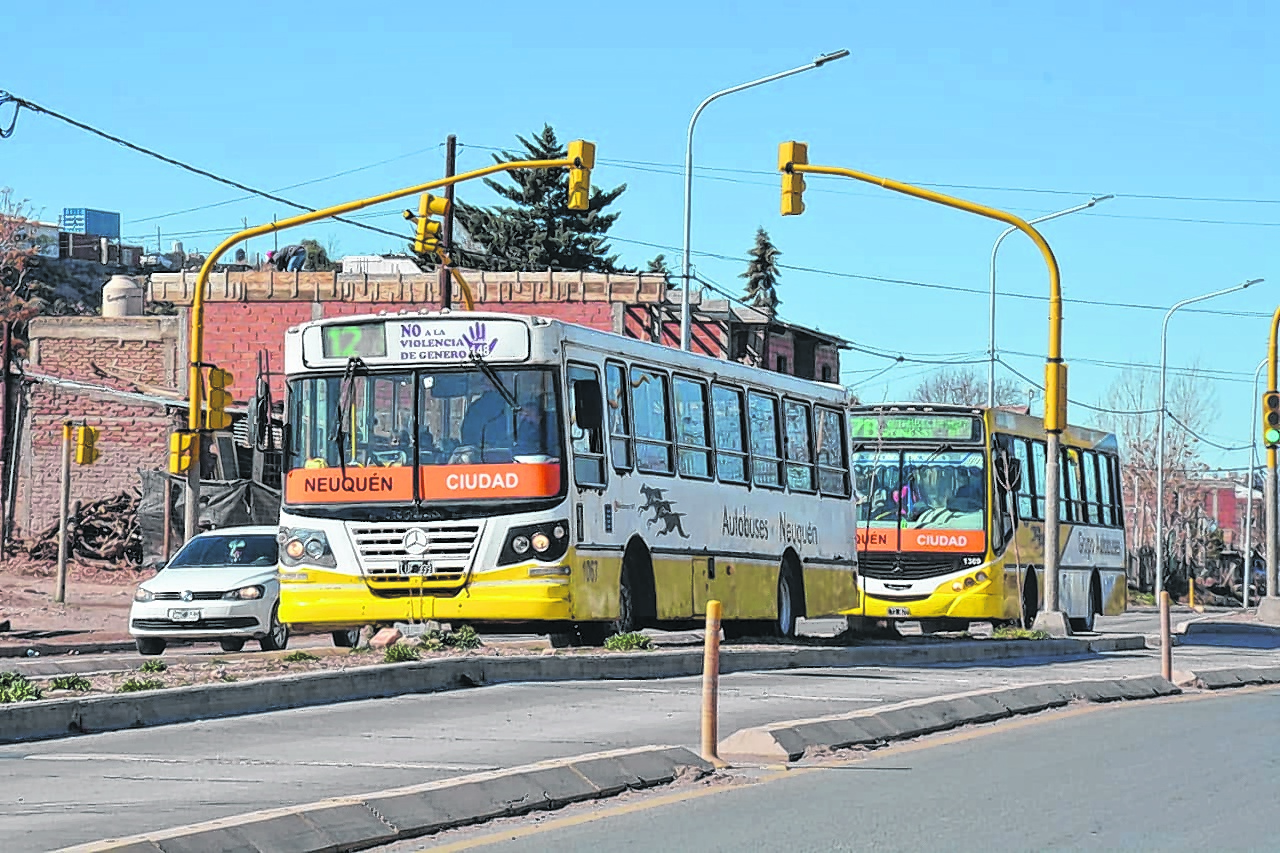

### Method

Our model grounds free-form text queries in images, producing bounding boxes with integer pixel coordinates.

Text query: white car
[129,526,288,656]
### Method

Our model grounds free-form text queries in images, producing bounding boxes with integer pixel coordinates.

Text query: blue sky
[2,0,1276,471]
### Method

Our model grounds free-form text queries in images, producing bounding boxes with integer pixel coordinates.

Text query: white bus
[276,310,859,645]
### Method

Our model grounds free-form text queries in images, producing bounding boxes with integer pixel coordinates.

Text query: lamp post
[988,195,1113,407]
[679,49,849,352]
[1155,279,1261,598]
[1244,357,1267,609]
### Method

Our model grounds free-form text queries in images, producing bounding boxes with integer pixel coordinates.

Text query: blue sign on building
[62,208,121,239]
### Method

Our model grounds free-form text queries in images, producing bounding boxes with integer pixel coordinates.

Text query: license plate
[399,560,434,576]
[168,608,201,622]
[887,606,911,617]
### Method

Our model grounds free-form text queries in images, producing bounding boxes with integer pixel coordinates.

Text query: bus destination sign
[849,413,980,442]
[322,323,388,359]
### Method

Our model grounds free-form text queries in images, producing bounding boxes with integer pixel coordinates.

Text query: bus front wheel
[1021,570,1039,630]
[1069,575,1101,633]
[774,562,802,639]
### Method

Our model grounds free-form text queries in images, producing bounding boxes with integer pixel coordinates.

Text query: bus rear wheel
[1069,576,1101,633]
[773,563,802,640]
[1021,570,1039,630]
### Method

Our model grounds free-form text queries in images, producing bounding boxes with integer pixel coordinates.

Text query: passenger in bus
[514,396,559,458]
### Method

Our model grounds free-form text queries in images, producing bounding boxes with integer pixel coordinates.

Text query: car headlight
[499,520,570,566]
[133,587,154,603]
[224,585,265,601]
[512,535,530,555]
[531,532,551,553]
[279,528,337,568]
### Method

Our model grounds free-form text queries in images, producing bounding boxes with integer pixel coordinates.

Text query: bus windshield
[284,366,563,506]
[852,449,986,552]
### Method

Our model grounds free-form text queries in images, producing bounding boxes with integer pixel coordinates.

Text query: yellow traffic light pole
[180,144,596,543]
[1260,309,1280,622]
[779,145,1071,634]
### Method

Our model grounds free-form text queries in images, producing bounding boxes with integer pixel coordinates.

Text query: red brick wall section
[767,333,796,374]
[22,385,177,535]
[37,338,170,392]
[814,346,840,384]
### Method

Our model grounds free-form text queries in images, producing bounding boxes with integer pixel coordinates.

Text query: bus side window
[783,400,816,493]
[631,366,673,475]
[568,364,606,488]
[748,391,783,489]
[992,435,1014,547]
[711,384,748,484]
[605,361,632,472]
[1098,453,1117,526]
[1083,451,1102,526]
[1029,441,1047,520]
[814,406,850,497]
[1062,448,1084,523]
[673,377,712,479]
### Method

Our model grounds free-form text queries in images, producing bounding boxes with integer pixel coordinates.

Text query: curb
[0,634,1144,746]
[1176,664,1280,690]
[56,745,713,853]
[0,640,136,658]
[1179,620,1280,638]
[719,675,1182,761]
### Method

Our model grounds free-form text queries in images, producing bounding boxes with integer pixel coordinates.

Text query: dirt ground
[0,557,149,644]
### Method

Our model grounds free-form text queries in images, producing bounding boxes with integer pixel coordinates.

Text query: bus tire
[1069,574,1101,633]
[332,629,361,648]
[919,618,967,634]
[774,559,803,639]
[1021,570,1039,630]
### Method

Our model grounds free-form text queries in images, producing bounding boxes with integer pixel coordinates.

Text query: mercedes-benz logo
[181,590,194,602]
[402,528,430,556]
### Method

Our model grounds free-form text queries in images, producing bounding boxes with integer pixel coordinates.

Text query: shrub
[117,678,165,693]
[283,651,319,663]
[604,632,653,652]
[447,625,482,650]
[49,675,92,692]
[139,660,168,674]
[0,672,43,703]
[993,626,1051,641]
[383,643,421,663]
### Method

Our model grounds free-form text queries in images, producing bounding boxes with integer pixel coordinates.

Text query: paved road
[3,626,1277,851]
[425,685,1280,852]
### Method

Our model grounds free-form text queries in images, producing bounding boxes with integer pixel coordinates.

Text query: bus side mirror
[998,455,1023,491]
[573,380,603,431]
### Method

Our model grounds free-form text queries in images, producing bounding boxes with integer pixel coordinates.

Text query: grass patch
[383,642,421,663]
[992,626,1051,641]
[217,672,239,683]
[49,675,92,692]
[139,660,168,674]
[117,677,165,693]
[604,632,653,652]
[1129,591,1156,607]
[416,625,484,653]
[348,646,374,656]
[0,671,43,703]
[283,651,319,663]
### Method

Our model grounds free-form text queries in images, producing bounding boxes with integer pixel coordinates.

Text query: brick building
[2,269,847,540]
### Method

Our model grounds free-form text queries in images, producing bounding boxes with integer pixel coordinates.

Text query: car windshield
[166,534,278,569]
[853,449,986,530]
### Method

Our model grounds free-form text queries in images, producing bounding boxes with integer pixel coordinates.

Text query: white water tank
[102,275,144,317]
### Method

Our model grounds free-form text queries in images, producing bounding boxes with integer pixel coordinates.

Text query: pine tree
[452,125,627,273]
[740,228,781,311]
[646,254,670,281]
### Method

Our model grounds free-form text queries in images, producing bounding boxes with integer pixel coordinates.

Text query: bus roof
[850,401,1117,449]
[285,309,851,402]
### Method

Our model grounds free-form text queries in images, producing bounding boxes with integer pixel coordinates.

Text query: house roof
[665,292,851,348]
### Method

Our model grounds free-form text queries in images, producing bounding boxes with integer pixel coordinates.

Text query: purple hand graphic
[463,322,498,354]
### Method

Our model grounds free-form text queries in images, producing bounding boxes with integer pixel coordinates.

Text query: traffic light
[1263,390,1280,448]
[404,193,448,256]
[206,367,234,431]
[778,140,808,216]
[169,431,196,473]
[567,139,595,211]
[74,425,100,465]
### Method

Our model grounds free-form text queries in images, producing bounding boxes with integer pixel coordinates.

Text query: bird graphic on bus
[638,484,689,539]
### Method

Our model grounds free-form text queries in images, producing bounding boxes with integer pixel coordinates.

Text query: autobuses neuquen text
[849,403,1126,632]
[275,311,860,646]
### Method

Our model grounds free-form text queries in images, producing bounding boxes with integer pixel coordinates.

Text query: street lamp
[1155,279,1262,598]
[1244,357,1267,608]
[988,195,1113,406]
[679,49,849,352]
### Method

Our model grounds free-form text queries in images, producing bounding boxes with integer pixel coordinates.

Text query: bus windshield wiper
[331,356,367,474]
[470,352,518,408]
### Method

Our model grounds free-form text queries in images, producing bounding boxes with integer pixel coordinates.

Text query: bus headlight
[975,571,988,583]
[963,577,976,588]
[279,528,338,568]
[499,520,569,566]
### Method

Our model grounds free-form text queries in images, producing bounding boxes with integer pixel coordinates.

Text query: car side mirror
[573,380,604,431]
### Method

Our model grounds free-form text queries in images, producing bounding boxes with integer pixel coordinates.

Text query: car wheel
[332,629,361,648]
[259,606,289,652]
[135,637,166,656]
[219,638,246,653]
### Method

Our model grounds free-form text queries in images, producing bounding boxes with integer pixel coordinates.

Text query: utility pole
[55,422,72,603]
[156,226,161,255]
[242,217,249,263]
[439,135,458,310]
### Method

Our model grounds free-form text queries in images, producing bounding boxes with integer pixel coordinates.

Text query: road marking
[24,753,498,772]
[425,687,1255,850]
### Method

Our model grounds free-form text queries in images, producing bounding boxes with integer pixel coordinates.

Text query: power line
[0,89,409,244]
[1167,411,1253,452]
[996,357,1162,416]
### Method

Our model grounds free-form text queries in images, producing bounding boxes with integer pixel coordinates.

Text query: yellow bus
[275,310,860,646]
[849,403,1126,632]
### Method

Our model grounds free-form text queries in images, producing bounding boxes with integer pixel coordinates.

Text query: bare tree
[1097,365,1216,593]
[910,367,1022,406]
[0,188,44,344]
